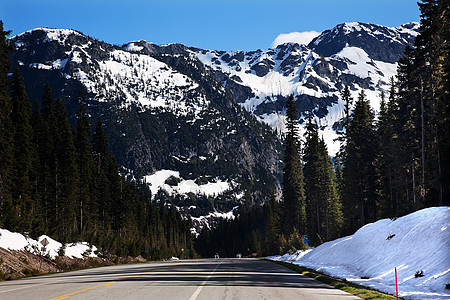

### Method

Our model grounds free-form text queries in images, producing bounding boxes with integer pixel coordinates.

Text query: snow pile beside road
[0,228,98,259]
[268,207,450,299]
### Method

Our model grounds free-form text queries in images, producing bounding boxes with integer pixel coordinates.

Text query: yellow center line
[48,264,180,300]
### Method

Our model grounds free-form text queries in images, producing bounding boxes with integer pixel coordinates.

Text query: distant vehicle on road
[236,253,242,258]
[214,253,219,259]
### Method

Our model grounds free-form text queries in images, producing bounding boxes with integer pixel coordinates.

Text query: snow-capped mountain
[179,22,418,154]
[9,28,283,228]
[7,21,418,226]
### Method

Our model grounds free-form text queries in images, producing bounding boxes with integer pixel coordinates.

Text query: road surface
[0,258,361,299]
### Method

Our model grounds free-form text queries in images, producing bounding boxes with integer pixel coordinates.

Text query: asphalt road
[0,258,361,299]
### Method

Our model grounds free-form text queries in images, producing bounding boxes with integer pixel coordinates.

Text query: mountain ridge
[7,20,418,225]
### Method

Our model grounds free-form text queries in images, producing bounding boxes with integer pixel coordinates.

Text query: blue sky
[1,0,420,51]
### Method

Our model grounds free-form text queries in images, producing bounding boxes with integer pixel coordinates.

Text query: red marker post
[395,267,398,300]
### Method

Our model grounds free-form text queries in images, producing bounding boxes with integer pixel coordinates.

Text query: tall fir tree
[0,21,14,229]
[53,98,79,240]
[74,100,95,236]
[281,95,306,237]
[376,81,399,218]
[10,68,34,232]
[304,115,342,244]
[342,90,377,234]
[30,100,47,237]
[341,85,353,129]
[264,190,280,254]
[92,118,113,232]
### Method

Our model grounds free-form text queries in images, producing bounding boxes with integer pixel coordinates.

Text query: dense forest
[0,0,448,260]
[0,21,195,259]
[196,0,449,257]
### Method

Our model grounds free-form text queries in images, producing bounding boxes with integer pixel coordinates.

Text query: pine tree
[30,100,47,237]
[376,82,399,218]
[265,190,280,254]
[281,95,306,237]
[304,115,342,244]
[304,115,326,245]
[53,98,79,240]
[342,90,377,234]
[437,0,450,205]
[37,84,58,231]
[74,101,95,236]
[10,68,34,232]
[322,143,343,241]
[92,118,113,232]
[341,85,353,129]
[0,21,14,229]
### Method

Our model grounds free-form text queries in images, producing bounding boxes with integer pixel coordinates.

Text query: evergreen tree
[322,142,343,241]
[304,115,326,245]
[304,115,342,244]
[264,190,280,254]
[437,0,450,205]
[30,100,47,237]
[0,21,14,229]
[74,101,95,236]
[37,84,57,231]
[376,81,399,218]
[342,90,377,234]
[53,98,79,240]
[341,85,353,129]
[10,68,34,232]
[281,95,306,237]
[92,118,113,232]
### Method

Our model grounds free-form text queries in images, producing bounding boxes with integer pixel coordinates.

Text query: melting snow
[143,169,233,198]
[268,207,450,299]
[0,229,98,259]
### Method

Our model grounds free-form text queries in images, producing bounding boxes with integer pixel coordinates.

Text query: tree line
[0,21,195,259]
[196,0,449,257]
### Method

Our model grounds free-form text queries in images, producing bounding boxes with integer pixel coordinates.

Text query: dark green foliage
[282,95,306,236]
[10,68,34,232]
[341,85,353,129]
[304,115,343,245]
[373,0,450,222]
[342,90,377,234]
[0,34,194,257]
[0,21,13,229]
[74,101,95,236]
[195,202,278,258]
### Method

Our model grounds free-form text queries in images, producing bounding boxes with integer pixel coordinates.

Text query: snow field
[268,207,450,299]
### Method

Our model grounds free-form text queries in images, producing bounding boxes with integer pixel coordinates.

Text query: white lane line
[0,278,67,293]
[189,261,223,300]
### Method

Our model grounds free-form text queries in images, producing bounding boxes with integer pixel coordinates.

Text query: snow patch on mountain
[143,169,234,199]
[268,207,450,299]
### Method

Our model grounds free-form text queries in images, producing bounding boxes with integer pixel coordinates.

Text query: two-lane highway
[0,258,360,299]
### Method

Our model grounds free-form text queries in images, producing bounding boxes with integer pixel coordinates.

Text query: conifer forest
[1,0,449,259]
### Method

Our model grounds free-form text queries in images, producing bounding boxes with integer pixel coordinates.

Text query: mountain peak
[12,28,84,45]
[309,22,418,63]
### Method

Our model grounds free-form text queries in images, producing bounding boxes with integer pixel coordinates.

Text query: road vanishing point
[0,258,361,299]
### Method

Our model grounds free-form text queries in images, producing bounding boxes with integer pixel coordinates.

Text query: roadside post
[395,267,398,299]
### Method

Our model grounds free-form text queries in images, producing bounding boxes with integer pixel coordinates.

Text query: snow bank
[269,207,450,299]
[0,228,97,259]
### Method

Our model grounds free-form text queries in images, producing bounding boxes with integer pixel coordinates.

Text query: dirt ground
[0,247,146,280]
